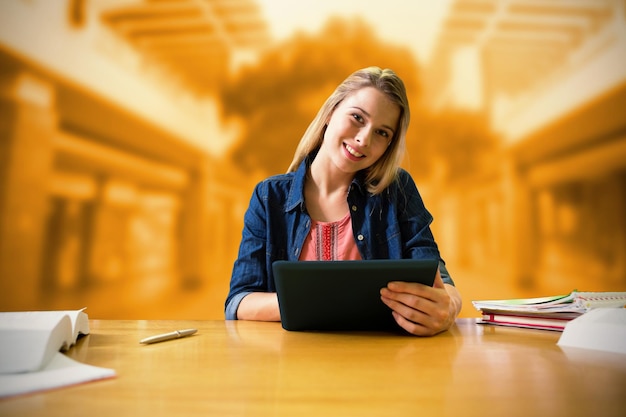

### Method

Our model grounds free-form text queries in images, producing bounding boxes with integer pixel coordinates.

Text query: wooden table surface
[1,319,625,417]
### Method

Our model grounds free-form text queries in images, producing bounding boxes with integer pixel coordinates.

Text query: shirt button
[357,234,364,241]
[351,205,358,212]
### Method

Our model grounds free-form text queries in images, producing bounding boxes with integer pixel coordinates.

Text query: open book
[0,308,91,373]
[0,309,115,397]
[472,291,626,331]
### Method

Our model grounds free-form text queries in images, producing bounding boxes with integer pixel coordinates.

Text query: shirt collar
[284,154,310,212]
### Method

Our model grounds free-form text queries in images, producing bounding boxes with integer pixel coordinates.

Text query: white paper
[0,352,116,398]
[557,308,626,355]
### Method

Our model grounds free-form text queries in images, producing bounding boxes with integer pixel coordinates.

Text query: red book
[479,310,581,331]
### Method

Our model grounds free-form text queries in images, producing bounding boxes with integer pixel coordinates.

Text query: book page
[0,352,116,398]
[0,310,87,373]
[62,308,90,344]
[472,293,572,311]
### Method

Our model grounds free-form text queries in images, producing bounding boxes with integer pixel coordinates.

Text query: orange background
[1,0,625,319]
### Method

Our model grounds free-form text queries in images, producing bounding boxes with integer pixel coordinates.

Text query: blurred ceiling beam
[428,0,623,121]
[99,0,269,92]
[0,0,270,157]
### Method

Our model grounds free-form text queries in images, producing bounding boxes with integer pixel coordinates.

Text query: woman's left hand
[380,269,461,336]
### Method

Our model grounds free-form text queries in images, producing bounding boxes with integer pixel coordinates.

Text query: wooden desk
[1,319,625,417]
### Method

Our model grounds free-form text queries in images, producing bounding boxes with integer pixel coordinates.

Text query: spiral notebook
[472,291,626,314]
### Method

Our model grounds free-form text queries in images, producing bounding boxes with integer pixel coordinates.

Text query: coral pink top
[299,212,362,261]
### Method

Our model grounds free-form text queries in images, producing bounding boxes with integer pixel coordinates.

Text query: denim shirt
[225,154,454,319]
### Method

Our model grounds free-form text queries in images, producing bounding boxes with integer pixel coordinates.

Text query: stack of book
[472,291,626,331]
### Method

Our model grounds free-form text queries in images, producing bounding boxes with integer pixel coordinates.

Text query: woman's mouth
[344,143,364,159]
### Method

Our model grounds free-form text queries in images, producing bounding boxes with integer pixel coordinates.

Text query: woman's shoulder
[257,171,296,188]
[252,171,303,211]
[396,168,413,181]
[385,168,424,205]
[390,168,417,189]
[251,172,299,200]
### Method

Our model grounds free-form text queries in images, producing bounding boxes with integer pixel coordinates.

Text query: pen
[140,328,198,344]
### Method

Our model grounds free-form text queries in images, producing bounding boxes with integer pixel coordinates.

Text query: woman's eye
[377,130,389,138]
[352,113,364,123]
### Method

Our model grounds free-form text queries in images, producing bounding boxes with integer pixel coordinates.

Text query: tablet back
[273,259,438,331]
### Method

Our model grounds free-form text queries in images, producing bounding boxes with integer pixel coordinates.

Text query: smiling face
[318,86,401,176]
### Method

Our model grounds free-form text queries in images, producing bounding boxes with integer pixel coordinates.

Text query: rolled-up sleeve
[225,291,251,320]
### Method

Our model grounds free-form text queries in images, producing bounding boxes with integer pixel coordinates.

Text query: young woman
[225,67,461,336]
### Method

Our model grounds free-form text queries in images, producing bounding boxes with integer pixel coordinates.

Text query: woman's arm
[225,181,275,320]
[236,292,281,321]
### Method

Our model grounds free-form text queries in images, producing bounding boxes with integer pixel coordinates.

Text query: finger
[386,301,451,337]
[385,281,445,306]
[382,286,454,333]
[385,282,434,305]
[391,311,439,337]
[386,268,442,298]
[381,292,432,321]
[380,287,425,314]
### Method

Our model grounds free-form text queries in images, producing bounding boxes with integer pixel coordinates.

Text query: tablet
[272,259,438,331]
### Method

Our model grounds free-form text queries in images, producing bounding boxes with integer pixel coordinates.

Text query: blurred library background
[1,0,625,319]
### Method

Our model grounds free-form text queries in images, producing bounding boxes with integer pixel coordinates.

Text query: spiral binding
[573,291,626,310]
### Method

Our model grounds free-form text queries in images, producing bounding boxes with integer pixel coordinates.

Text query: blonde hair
[287,66,410,195]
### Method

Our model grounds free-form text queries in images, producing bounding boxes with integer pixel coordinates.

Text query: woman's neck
[305,159,353,222]
[308,155,354,197]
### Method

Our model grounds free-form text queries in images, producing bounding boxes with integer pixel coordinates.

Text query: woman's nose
[355,127,372,146]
